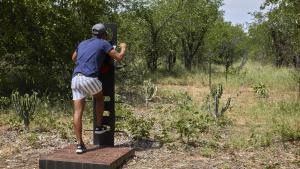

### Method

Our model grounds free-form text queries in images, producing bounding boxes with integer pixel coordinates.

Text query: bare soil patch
[0,84,299,169]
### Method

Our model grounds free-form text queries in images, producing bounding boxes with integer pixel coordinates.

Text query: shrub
[249,130,272,147]
[172,114,214,144]
[127,116,154,141]
[116,104,154,141]
[0,96,11,110]
[6,114,23,129]
[252,82,269,98]
[273,121,300,142]
[272,101,300,142]
[155,121,173,143]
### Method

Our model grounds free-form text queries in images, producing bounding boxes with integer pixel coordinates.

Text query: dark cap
[92,23,107,35]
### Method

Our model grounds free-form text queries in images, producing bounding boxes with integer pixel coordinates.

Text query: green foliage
[116,104,154,141]
[249,129,272,147]
[55,120,74,140]
[154,90,230,146]
[128,116,154,141]
[25,132,39,148]
[0,0,250,99]
[33,110,56,132]
[233,101,300,149]
[0,96,11,110]
[177,0,222,71]
[271,101,300,142]
[199,140,219,157]
[155,121,173,143]
[11,91,38,130]
[172,114,211,143]
[158,90,192,104]
[0,0,115,97]
[205,20,249,80]
[249,0,300,97]
[274,121,300,142]
[252,82,269,98]
[119,0,225,72]
[6,114,23,129]
[250,0,300,67]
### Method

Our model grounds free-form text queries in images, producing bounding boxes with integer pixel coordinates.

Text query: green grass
[150,61,298,93]
[0,61,298,155]
[227,62,297,90]
[152,61,299,151]
[226,100,300,150]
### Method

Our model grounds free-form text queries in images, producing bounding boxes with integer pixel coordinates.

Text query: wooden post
[93,24,117,146]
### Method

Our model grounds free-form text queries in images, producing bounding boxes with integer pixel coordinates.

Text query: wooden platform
[39,144,134,169]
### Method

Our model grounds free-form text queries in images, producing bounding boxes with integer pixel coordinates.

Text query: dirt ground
[0,84,299,169]
[0,128,299,169]
[0,127,299,169]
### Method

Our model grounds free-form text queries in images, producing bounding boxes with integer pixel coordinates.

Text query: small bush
[33,111,57,132]
[249,130,272,147]
[273,121,300,142]
[0,96,11,110]
[155,121,173,143]
[200,147,216,157]
[127,116,154,141]
[6,114,23,129]
[252,82,269,98]
[26,132,39,148]
[158,90,192,105]
[272,101,300,142]
[116,104,154,141]
[33,108,73,139]
[172,113,218,144]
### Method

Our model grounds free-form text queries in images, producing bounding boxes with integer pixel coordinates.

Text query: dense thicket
[6,0,294,98]
[248,0,300,95]
[0,0,117,96]
[249,0,300,67]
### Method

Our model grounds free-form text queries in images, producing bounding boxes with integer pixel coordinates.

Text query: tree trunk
[213,95,219,118]
[271,29,284,67]
[225,64,229,83]
[296,55,300,99]
[166,52,176,71]
[209,56,212,90]
[296,55,300,68]
[238,50,248,72]
[298,78,300,99]
[24,114,30,131]
[184,54,192,71]
[147,49,158,72]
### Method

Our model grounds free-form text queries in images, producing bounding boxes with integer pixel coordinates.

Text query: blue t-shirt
[73,37,113,77]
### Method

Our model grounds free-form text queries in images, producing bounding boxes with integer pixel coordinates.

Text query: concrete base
[39,144,134,169]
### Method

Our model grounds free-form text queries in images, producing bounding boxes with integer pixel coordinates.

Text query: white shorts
[71,74,102,100]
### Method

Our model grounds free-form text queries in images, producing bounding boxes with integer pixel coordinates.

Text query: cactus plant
[143,79,157,106]
[11,91,38,130]
[206,84,231,118]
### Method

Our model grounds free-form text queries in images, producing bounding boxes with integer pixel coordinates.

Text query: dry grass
[0,61,299,168]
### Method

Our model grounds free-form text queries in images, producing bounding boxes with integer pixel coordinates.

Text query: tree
[177,0,222,71]
[0,0,114,96]
[132,0,184,72]
[250,0,300,96]
[204,20,248,81]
